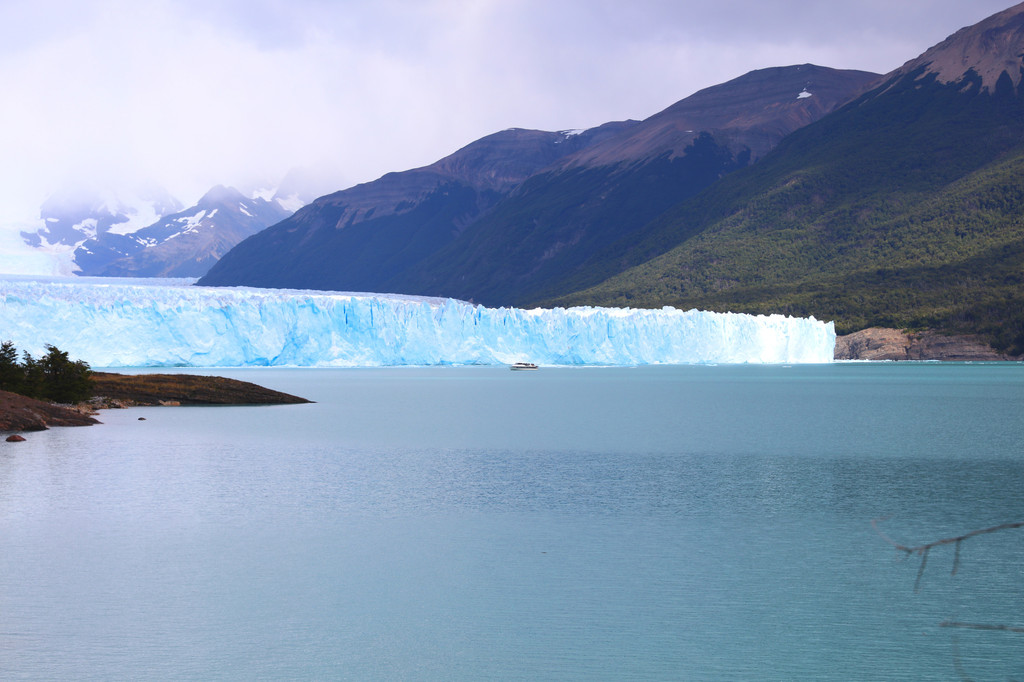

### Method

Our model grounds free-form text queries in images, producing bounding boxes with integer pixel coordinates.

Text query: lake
[1,363,1023,679]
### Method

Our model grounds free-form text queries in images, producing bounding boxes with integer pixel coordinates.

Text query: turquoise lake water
[1,363,1023,679]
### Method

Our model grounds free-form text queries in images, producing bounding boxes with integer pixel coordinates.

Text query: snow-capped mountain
[94,185,293,278]
[19,183,183,272]
[17,181,299,278]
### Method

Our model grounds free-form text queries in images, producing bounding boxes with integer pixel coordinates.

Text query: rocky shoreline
[0,390,100,432]
[1,372,310,436]
[834,327,1020,361]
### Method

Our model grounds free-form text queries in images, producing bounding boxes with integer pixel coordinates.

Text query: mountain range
[20,182,306,278]
[199,65,877,296]
[92,186,293,278]
[191,2,1024,355]
[22,183,183,269]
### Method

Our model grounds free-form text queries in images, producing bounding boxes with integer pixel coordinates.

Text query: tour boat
[509,362,539,371]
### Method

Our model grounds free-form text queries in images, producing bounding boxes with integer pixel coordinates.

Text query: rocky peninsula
[1,372,310,435]
[87,372,311,408]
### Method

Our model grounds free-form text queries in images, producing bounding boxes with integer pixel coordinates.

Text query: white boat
[509,362,539,371]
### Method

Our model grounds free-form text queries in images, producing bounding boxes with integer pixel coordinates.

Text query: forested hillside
[544,56,1024,354]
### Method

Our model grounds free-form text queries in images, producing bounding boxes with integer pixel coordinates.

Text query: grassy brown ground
[89,372,311,407]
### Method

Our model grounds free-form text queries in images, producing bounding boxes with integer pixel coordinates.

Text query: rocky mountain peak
[889,2,1024,92]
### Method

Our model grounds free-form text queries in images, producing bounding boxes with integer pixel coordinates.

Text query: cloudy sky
[0,0,1015,272]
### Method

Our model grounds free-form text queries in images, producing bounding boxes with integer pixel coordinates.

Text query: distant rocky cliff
[834,328,1019,361]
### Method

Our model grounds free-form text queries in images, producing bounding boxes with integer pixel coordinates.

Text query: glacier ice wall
[0,278,835,367]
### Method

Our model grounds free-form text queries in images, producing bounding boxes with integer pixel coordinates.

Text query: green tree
[0,343,94,403]
[37,345,92,404]
[20,351,43,399]
[0,340,23,394]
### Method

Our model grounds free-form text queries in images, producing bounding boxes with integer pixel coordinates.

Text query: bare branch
[872,518,1024,556]
[941,621,1024,634]
[913,547,929,593]
[873,517,1024,592]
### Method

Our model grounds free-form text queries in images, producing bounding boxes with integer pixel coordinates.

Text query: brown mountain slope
[387,64,881,305]
[558,64,880,170]
[277,124,636,241]
[885,2,1024,92]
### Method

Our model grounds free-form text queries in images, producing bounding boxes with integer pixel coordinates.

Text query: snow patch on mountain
[274,193,305,213]
[104,194,166,235]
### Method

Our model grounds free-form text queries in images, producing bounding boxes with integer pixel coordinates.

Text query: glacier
[0,278,835,367]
